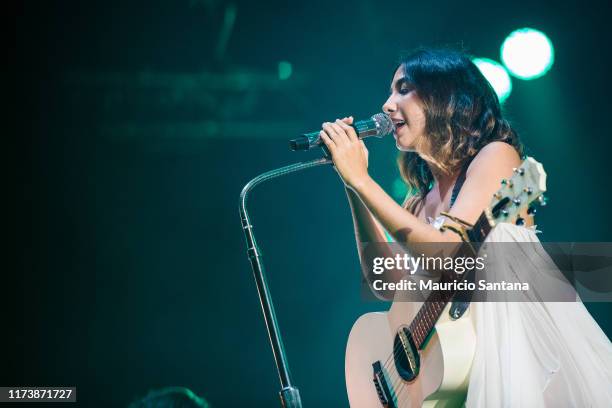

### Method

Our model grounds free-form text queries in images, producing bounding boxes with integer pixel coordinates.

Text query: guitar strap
[448,159,475,320]
[449,160,470,209]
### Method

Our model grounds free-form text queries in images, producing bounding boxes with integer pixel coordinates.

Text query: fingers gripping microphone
[289,113,393,151]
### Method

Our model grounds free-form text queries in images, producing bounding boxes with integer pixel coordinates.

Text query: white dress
[463,223,612,407]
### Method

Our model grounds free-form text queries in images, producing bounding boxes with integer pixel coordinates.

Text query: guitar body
[345,158,547,407]
[345,300,476,407]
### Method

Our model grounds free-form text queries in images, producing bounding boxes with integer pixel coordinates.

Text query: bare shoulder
[467,141,521,177]
[448,141,522,224]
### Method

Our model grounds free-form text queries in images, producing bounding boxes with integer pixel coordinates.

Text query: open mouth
[394,120,406,131]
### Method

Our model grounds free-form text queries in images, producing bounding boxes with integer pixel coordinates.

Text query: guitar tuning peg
[527,206,537,215]
[516,217,525,226]
[493,192,502,199]
[523,187,533,195]
[512,197,521,206]
[538,195,548,206]
[501,209,509,217]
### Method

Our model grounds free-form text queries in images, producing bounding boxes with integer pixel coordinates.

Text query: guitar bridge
[372,360,397,408]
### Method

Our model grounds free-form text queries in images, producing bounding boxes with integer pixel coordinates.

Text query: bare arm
[350,176,459,246]
[321,118,523,255]
[352,142,523,245]
[345,186,388,244]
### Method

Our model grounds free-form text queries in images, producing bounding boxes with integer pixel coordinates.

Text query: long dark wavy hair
[396,48,523,210]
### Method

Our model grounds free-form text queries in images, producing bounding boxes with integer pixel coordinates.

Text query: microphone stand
[239,156,332,408]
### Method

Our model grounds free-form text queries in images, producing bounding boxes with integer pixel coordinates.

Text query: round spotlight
[501,28,554,80]
[278,61,293,80]
[472,58,512,103]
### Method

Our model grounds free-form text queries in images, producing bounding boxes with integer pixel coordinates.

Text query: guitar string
[368,301,427,393]
[370,170,537,404]
[380,260,482,401]
[381,273,485,403]
[385,273,478,404]
[378,282,449,374]
[381,293,449,377]
[378,305,436,398]
[374,297,442,391]
[363,268,470,402]
[389,286,472,395]
[355,288,453,401]
[387,320,430,398]
[380,279,468,399]
[377,195,497,400]
[385,300,454,404]
[377,252,474,380]
[376,178,481,392]
[379,241,495,400]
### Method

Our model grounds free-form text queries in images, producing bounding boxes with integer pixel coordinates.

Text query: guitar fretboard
[408,212,492,349]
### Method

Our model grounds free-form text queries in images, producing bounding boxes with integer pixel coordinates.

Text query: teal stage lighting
[278,61,293,80]
[472,58,513,103]
[392,177,408,201]
[501,28,555,80]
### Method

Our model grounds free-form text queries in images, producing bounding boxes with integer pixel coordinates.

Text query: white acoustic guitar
[345,157,547,407]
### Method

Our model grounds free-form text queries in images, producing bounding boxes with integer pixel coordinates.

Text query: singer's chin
[396,140,416,152]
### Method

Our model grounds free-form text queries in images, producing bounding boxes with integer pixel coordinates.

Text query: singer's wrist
[349,174,374,195]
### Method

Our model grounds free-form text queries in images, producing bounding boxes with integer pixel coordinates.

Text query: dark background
[13,0,611,406]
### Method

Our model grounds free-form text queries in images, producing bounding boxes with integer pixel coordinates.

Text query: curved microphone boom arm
[239,156,332,408]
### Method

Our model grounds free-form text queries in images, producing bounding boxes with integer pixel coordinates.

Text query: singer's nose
[382,96,396,114]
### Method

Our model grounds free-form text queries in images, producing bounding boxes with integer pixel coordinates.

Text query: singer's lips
[392,119,406,130]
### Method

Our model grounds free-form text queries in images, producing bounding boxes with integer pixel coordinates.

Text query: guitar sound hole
[393,327,420,382]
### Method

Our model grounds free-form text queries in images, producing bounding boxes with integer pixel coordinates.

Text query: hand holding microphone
[288,113,392,189]
[319,116,372,190]
[289,113,393,151]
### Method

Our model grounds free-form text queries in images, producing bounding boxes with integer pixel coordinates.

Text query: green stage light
[392,177,408,201]
[472,58,512,103]
[501,28,554,80]
[278,61,292,80]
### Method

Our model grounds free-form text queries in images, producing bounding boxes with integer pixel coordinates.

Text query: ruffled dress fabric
[464,223,612,407]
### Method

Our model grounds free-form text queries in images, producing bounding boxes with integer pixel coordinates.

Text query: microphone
[289,113,393,151]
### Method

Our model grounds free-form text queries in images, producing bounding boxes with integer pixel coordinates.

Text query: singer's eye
[391,78,414,96]
[399,85,413,95]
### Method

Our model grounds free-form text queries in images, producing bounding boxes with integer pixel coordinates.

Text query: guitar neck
[408,211,493,349]
[406,157,546,350]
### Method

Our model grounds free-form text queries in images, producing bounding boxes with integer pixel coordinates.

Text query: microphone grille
[372,113,394,136]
